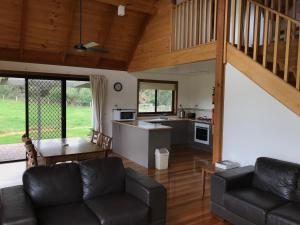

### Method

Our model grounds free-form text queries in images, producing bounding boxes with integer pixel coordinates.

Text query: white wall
[223,64,300,166]
[186,73,215,110]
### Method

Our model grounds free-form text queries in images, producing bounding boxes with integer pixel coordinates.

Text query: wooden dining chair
[25,144,38,169]
[90,129,100,144]
[96,133,112,157]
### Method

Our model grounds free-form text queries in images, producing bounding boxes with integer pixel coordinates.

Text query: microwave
[112,109,136,121]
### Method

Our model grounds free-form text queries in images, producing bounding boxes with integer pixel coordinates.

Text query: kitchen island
[112,120,172,168]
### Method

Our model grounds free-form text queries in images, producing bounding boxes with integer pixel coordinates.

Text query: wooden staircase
[170,0,300,115]
[226,0,300,116]
[259,39,298,83]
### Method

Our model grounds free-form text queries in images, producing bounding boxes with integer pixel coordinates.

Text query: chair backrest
[252,157,300,202]
[96,133,112,150]
[23,162,83,208]
[25,144,38,169]
[79,157,125,200]
[90,129,100,144]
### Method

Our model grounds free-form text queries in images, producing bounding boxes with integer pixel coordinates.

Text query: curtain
[90,75,107,132]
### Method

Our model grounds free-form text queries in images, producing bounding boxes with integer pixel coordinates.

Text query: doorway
[0,74,91,163]
[27,78,65,140]
[0,77,26,162]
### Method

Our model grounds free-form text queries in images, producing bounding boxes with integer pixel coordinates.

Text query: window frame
[137,79,178,116]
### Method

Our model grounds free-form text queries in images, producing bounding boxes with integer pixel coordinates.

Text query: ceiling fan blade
[74,0,106,54]
[87,47,109,53]
[84,41,99,49]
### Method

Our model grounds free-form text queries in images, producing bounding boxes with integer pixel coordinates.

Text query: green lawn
[0,100,92,144]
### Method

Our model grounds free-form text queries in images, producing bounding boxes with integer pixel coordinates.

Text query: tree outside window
[138,80,178,115]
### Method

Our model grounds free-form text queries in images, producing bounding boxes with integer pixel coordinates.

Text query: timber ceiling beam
[62,0,78,64]
[95,5,116,66]
[127,15,151,67]
[95,0,157,15]
[0,47,127,71]
[19,0,29,60]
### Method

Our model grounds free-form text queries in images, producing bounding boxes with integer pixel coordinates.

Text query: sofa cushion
[252,157,300,201]
[23,163,82,208]
[37,202,100,225]
[267,203,300,225]
[224,188,287,225]
[79,157,125,200]
[85,193,149,225]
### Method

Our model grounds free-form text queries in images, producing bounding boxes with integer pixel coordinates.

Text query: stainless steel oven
[194,123,210,145]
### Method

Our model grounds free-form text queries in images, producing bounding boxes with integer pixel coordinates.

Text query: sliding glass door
[0,75,91,163]
[66,80,92,138]
[26,78,65,140]
[0,77,26,163]
[26,78,92,141]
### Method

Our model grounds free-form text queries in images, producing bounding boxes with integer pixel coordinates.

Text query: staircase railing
[172,0,218,51]
[262,0,298,20]
[226,0,300,91]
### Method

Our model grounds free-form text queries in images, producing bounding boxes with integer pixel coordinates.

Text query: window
[138,79,178,115]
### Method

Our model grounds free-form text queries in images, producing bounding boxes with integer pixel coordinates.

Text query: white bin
[155,148,169,170]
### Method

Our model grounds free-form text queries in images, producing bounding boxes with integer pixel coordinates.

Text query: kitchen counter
[112,120,171,168]
[142,117,212,124]
[142,117,213,151]
[112,120,172,130]
[112,117,212,168]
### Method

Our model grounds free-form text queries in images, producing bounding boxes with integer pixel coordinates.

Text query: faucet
[159,114,168,120]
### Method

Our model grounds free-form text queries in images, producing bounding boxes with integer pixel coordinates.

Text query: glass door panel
[66,80,92,139]
[0,77,26,162]
[27,79,63,141]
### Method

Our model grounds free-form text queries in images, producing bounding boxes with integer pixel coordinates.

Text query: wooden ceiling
[0,0,157,71]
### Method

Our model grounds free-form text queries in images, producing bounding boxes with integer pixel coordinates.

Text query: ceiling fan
[74,0,109,53]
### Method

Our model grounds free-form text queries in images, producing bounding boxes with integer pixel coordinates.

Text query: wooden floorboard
[119,147,230,225]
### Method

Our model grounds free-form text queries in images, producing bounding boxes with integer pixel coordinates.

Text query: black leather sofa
[0,157,166,225]
[211,157,300,225]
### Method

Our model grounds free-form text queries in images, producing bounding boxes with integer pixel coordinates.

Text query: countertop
[112,120,173,130]
[142,117,213,124]
[112,117,212,130]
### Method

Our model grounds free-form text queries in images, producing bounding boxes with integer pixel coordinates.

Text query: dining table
[35,137,107,166]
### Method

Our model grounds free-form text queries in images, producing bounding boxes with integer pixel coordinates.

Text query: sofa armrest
[211,166,254,206]
[0,186,37,225]
[125,168,166,224]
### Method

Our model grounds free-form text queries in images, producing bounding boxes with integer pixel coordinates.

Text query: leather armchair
[0,157,166,225]
[211,157,300,225]
[211,166,254,207]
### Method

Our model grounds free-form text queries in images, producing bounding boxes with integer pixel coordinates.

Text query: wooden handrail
[264,0,297,20]
[249,0,300,26]
[172,0,300,94]
[226,0,300,92]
